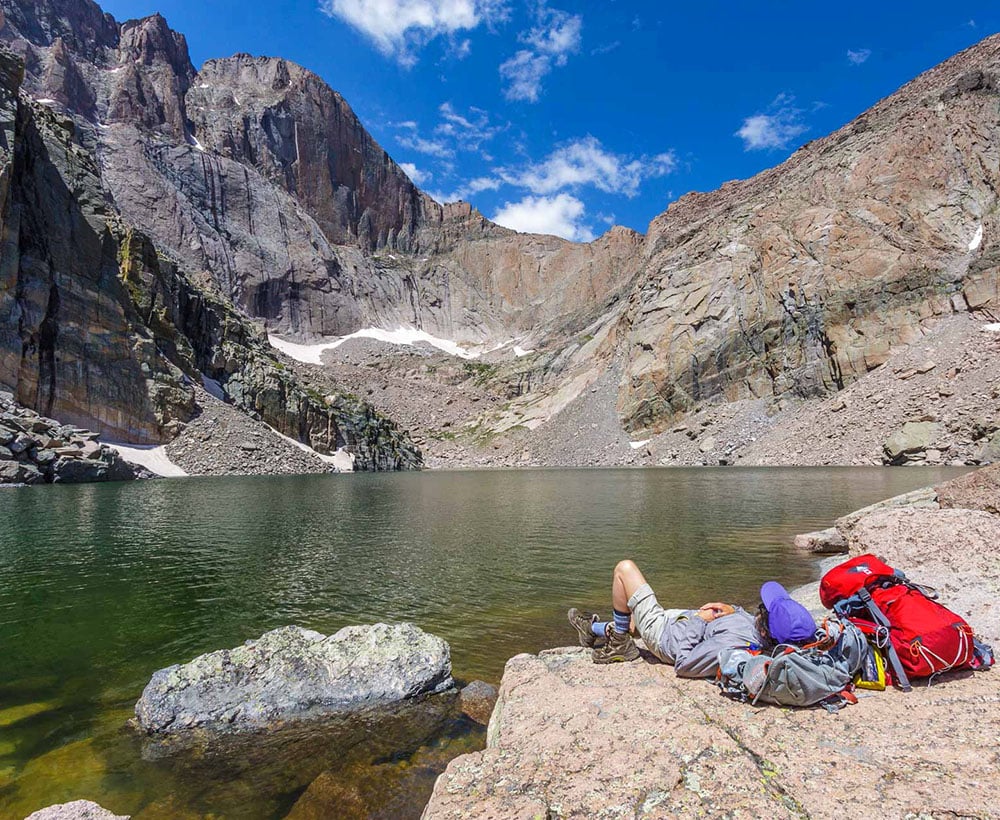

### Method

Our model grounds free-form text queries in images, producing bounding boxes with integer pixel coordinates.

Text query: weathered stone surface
[847,506,1000,644]
[615,37,1000,434]
[424,646,1000,820]
[24,801,128,820]
[883,421,942,463]
[458,680,498,725]
[936,464,1000,515]
[426,492,1000,819]
[792,525,846,554]
[0,392,137,484]
[0,458,42,484]
[834,485,939,537]
[134,624,454,734]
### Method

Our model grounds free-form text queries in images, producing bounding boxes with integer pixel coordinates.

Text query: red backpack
[820,554,991,690]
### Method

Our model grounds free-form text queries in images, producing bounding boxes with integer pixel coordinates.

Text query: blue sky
[101,0,998,242]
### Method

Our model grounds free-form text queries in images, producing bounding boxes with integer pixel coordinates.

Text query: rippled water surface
[0,466,968,817]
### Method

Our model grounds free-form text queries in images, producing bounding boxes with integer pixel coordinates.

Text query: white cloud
[428,175,503,203]
[500,50,551,102]
[319,0,507,63]
[399,162,429,185]
[525,8,582,65]
[591,41,620,56]
[492,193,594,241]
[396,131,455,158]
[735,94,808,151]
[435,102,505,151]
[500,5,582,102]
[846,48,871,65]
[503,136,676,197]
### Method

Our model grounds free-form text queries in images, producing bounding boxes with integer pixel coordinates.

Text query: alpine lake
[0,466,969,818]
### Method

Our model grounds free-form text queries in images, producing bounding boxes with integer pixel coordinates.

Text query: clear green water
[0,466,968,818]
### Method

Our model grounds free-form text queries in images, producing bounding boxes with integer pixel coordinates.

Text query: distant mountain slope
[614,37,999,433]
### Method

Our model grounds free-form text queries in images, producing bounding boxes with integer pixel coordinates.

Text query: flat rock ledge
[24,801,128,820]
[425,467,1000,819]
[134,624,453,734]
[424,647,999,819]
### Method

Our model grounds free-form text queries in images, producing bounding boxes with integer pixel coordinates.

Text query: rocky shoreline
[0,392,139,485]
[422,465,1000,818]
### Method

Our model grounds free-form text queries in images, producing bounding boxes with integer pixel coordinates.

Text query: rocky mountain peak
[188,53,435,252]
[118,13,194,80]
[0,0,117,62]
[107,11,194,138]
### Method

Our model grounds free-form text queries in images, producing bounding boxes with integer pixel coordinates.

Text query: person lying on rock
[568,559,816,673]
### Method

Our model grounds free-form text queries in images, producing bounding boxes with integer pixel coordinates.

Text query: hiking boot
[568,608,604,648]
[591,629,640,664]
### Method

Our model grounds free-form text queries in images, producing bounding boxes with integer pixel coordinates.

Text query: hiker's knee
[614,559,642,581]
[615,558,639,577]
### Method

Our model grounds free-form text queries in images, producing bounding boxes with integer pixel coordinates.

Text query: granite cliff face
[615,43,1000,434]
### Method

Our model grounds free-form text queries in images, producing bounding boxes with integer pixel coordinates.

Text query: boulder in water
[134,624,454,734]
[24,801,128,820]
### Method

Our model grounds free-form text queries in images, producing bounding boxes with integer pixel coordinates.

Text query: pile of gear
[570,554,994,711]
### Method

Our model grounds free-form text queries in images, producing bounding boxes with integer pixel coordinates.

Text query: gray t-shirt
[656,607,759,678]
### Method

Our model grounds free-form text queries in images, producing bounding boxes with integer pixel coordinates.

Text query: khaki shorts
[628,583,689,662]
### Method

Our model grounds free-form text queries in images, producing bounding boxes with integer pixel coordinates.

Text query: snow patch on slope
[268,327,481,363]
[107,443,188,477]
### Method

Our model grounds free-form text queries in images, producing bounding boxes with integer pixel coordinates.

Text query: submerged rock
[458,680,498,725]
[134,624,454,734]
[24,800,128,820]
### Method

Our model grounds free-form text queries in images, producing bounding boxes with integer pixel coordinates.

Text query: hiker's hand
[697,603,735,621]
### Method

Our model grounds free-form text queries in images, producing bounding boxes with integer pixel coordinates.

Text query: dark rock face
[0,49,195,441]
[0,0,423,469]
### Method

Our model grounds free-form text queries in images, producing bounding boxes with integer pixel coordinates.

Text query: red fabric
[821,554,976,678]
[819,553,896,609]
[854,585,976,678]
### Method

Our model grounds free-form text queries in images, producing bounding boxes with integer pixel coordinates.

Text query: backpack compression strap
[856,587,912,692]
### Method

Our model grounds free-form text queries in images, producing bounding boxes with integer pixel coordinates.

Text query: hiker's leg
[612,559,648,614]
[571,559,647,643]
[613,560,689,663]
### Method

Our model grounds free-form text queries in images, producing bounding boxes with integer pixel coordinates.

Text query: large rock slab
[846,506,1000,645]
[24,801,128,820]
[134,624,453,734]
[424,646,1000,819]
[936,463,1000,515]
[426,497,1000,819]
[882,421,942,464]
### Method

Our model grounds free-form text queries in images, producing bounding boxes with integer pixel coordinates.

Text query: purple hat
[760,581,817,644]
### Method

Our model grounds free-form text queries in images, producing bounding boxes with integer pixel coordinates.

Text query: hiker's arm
[674,637,727,678]
[674,609,758,678]
[696,603,736,622]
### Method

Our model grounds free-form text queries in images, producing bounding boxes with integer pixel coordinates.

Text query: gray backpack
[717,617,868,708]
